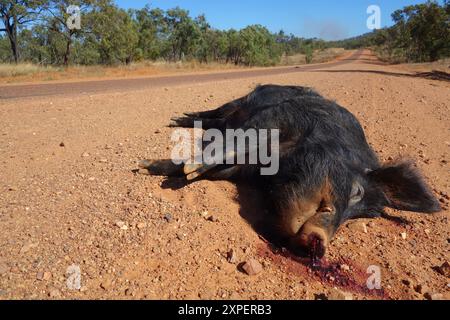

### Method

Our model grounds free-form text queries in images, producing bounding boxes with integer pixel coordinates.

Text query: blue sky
[116,0,430,40]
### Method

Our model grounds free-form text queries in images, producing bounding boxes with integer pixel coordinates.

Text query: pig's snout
[290,210,337,259]
[297,222,329,259]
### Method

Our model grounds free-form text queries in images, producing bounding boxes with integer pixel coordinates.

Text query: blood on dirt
[257,242,389,299]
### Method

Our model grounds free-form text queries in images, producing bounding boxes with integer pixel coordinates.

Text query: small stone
[200,211,209,218]
[59,142,65,147]
[176,232,185,241]
[227,249,238,264]
[36,271,51,281]
[207,215,218,222]
[48,288,61,298]
[81,152,90,157]
[154,129,161,134]
[136,222,147,230]
[8,186,17,191]
[424,229,431,235]
[0,262,7,275]
[116,221,125,227]
[414,284,428,294]
[315,293,328,300]
[348,221,367,233]
[99,158,108,163]
[124,288,134,296]
[100,280,112,291]
[43,271,52,281]
[241,259,263,276]
[20,242,39,254]
[424,292,444,300]
[80,286,88,293]
[340,264,350,271]
[163,214,173,223]
[400,232,407,240]
[402,279,413,287]
[329,288,353,300]
[436,261,450,277]
[115,221,128,230]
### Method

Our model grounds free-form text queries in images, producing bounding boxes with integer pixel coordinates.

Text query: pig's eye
[349,181,364,206]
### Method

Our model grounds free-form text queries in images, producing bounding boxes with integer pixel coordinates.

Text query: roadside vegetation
[1,0,448,83]
[0,0,334,69]
[327,1,450,64]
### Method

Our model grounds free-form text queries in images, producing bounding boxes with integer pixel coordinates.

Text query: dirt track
[0,50,361,100]
[0,50,449,300]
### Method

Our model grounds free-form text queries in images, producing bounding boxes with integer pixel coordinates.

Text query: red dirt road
[0,50,362,100]
[0,50,449,300]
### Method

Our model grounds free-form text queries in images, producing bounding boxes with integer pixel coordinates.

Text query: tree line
[328,0,450,63]
[0,0,324,66]
[2,1,448,67]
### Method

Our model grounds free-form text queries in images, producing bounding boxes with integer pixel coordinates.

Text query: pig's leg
[184,100,242,119]
[182,131,282,181]
[187,165,240,181]
[138,159,184,177]
[182,149,240,181]
[168,116,225,130]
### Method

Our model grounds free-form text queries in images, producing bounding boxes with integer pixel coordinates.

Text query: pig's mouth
[288,229,328,261]
[308,235,327,265]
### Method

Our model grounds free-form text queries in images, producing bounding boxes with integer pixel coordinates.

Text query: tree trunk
[12,14,18,63]
[63,33,73,66]
[2,15,19,63]
[8,32,18,63]
[63,41,70,66]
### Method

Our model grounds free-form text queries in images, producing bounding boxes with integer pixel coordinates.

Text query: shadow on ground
[313,69,450,82]
[157,175,288,248]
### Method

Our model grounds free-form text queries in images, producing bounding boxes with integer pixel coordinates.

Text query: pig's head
[277,160,441,259]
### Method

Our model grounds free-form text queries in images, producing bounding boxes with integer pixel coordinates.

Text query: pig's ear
[368,160,441,213]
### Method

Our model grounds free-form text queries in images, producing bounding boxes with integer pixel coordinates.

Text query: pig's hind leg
[138,159,184,177]
[168,116,225,130]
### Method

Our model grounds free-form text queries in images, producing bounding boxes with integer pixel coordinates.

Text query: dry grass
[0,49,347,84]
[396,58,450,73]
[0,63,56,78]
[280,48,346,66]
[0,60,247,84]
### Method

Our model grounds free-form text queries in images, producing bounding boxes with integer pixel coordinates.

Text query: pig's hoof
[138,159,175,176]
[184,163,217,180]
[187,171,202,181]
[137,168,151,176]
[184,163,203,175]
[139,159,152,169]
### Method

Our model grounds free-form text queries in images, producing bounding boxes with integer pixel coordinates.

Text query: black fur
[160,85,441,253]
